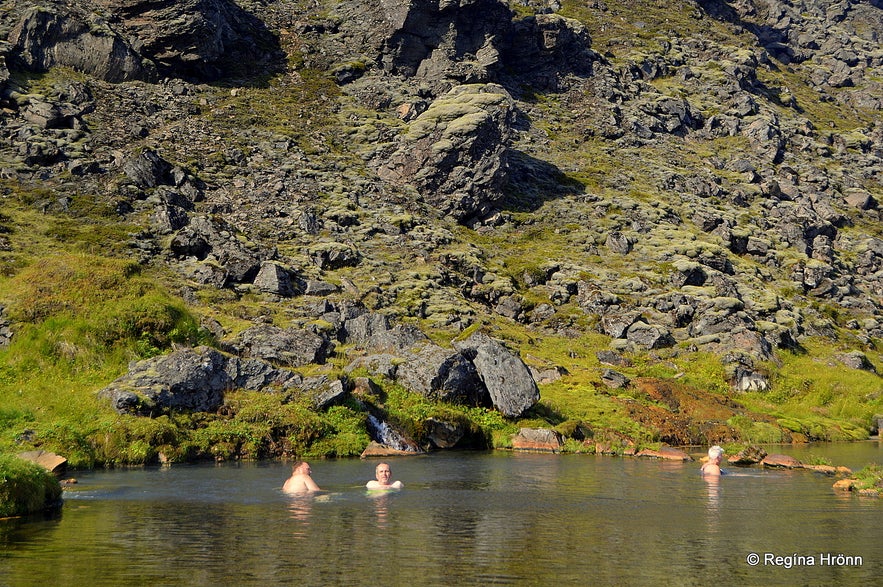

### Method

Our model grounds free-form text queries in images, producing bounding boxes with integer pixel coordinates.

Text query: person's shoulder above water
[700,462,722,476]
[282,460,322,493]
[366,479,404,490]
[700,445,724,476]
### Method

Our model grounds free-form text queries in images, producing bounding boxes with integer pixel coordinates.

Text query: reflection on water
[704,473,721,511]
[1,443,881,586]
[286,495,314,537]
[367,491,392,529]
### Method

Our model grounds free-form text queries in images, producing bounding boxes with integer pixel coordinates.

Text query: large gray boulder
[453,332,539,417]
[502,13,597,89]
[8,0,281,82]
[226,356,304,392]
[395,343,490,406]
[253,262,297,297]
[330,0,513,85]
[377,83,515,223]
[342,312,429,352]
[329,0,597,91]
[341,312,391,345]
[99,0,280,80]
[97,346,300,415]
[231,325,333,367]
[9,5,154,82]
[98,346,230,415]
[625,321,676,350]
[122,149,175,189]
[169,216,273,285]
[300,375,349,410]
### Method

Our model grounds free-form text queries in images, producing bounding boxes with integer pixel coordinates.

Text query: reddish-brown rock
[636,446,693,461]
[761,453,802,468]
[833,478,858,491]
[359,441,420,458]
[511,428,562,452]
[802,464,838,475]
[17,450,67,474]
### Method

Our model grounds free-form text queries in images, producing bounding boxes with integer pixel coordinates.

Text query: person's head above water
[375,463,392,484]
[708,445,724,462]
[367,462,403,490]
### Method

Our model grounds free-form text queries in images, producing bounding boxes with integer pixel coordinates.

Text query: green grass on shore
[1,243,881,467]
[2,0,883,468]
[0,454,62,518]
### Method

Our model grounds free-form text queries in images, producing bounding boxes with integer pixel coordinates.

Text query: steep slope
[0,0,881,463]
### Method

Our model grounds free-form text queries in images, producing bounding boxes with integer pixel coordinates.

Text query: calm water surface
[1,442,881,586]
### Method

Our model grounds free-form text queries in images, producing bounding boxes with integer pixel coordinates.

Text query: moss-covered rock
[377,83,515,222]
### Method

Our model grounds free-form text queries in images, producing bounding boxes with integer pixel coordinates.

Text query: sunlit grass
[738,337,883,440]
[0,454,62,517]
[538,379,657,442]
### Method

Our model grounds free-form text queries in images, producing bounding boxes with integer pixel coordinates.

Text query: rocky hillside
[1,0,882,461]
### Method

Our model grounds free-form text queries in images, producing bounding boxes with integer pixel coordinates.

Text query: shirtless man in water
[700,446,724,476]
[366,462,403,490]
[282,461,321,493]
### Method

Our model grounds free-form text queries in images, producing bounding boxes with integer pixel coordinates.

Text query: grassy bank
[1,227,881,467]
[1,196,881,467]
[1,0,882,467]
[0,455,62,518]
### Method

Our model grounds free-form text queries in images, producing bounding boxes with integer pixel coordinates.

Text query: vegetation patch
[0,455,62,518]
[1,0,882,469]
[852,464,883,494]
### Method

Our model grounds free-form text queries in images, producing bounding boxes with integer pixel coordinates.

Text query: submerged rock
[636,446,693,461]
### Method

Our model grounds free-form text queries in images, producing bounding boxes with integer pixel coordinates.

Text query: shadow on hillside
[500,150,585,213]
[704,3,791,65]
[175,6,286,86]
[523,401,569,427]
[5,0,286,87]
[698,0,880,66]
[695,0,819,110]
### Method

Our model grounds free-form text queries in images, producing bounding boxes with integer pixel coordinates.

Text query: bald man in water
[366,462,403,490]
[282,461,321,493]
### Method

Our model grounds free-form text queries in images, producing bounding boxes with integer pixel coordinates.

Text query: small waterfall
[366,414,418,452]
